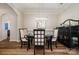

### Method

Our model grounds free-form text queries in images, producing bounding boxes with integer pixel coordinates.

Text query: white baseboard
[0,39,6,41]
[0,39,3,41]
[9,39,20,42]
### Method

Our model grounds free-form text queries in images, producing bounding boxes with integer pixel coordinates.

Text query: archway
[1,13,17,41]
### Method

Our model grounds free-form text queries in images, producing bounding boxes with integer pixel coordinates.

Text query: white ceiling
[10,3,72,15]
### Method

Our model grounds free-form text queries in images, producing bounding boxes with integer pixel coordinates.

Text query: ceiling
[10,3,72,15]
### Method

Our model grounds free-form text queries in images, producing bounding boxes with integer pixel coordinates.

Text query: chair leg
[34,47,35,55]
[30,39,32,45]
[27,42,28,51]
[43,47,45,55]
[51,42,53,51]
[27,46,28,51]
[21,43,22,48]
[55,41,57,48]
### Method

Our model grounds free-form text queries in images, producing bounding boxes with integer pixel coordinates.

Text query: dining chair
[33,29,45,55]
[19,28,28,50]
[51,29,58,51]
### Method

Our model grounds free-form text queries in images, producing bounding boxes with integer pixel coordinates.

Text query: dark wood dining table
[27,34,53,50]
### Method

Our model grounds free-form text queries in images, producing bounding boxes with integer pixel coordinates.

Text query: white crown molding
[8,3,72,15]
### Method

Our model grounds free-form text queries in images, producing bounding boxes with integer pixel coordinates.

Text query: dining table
[27,34,53,50]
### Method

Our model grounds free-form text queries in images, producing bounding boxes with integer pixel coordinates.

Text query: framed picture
[5,23,8,30]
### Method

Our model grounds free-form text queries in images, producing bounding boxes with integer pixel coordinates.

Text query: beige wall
[58,4,79,26]
[23,13,58,35]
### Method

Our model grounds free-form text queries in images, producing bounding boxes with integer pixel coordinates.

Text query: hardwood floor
[0,40,79,55]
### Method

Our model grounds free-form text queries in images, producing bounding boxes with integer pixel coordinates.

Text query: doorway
[1,13,17,42]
